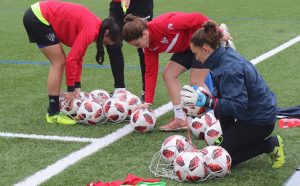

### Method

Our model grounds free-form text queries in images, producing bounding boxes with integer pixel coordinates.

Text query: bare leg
[40,44,66,96]
[159,61,188,131]
[40,44,76,125]
[162,61,187,105]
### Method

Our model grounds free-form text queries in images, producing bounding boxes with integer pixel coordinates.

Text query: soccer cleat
[269,135,285,168]
[219,23,236,50]
[46,113,77,125]
[159,118,188,131]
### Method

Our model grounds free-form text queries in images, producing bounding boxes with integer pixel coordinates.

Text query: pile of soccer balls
[188,111,222,145]
[150,134,231,182]
[59,89,142,126]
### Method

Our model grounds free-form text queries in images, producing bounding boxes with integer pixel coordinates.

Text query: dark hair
[96,17,121,65]
[122,14,148,42]
[190,20,223,49]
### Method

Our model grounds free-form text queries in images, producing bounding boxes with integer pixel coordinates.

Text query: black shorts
[170,49,204,69]
[23,7,60,47]
[109,0,153,30]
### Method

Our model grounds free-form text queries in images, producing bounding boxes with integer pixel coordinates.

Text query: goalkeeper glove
[181,85,216,109]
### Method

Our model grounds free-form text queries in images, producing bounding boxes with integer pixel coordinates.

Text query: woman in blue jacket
[181,20,285,168]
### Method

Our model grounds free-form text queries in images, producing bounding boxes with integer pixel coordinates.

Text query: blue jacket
[202,46,277,124]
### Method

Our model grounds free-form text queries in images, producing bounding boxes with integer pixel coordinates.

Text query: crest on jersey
[160,36,169,44]
[167,23,174,30]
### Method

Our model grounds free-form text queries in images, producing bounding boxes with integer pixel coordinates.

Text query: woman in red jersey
[122,12,233,131]
[23,1,121,125]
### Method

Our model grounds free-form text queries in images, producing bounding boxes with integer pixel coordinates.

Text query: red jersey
[39,1,101,87]
[144,12,209,103]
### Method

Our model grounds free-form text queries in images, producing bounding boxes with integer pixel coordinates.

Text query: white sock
[173,105,186,120]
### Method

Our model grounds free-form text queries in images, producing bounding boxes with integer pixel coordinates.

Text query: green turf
[1,0,300,185]
[0,138,87,185]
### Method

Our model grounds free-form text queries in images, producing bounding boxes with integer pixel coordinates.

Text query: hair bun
[204,20,217,33]
[124,14,137,23]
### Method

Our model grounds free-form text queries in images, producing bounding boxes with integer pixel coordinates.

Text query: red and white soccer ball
[117,93,141,117]
[130,108,156,133]
[79,92,92,101]
[203,111,217,127]
[189,117,207,140]
[76,100,105,125]
[111,89,131,98]
[204,120,222,145]
[60,98,82,115]
[90,89,110,105]
[182,105,206,117]
[103,98,128,123]
[160,135,192,164]
[126,94,141,117]
[174,150,207,182]
[200,146,231,178]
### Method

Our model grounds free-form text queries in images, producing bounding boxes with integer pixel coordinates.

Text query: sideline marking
[14,35,300,186]
[251,35,300,65]
[284,166,300,186]
[0,132,98,143]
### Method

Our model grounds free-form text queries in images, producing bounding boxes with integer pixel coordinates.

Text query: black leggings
[219,116,276,166]
[106,0,153,90]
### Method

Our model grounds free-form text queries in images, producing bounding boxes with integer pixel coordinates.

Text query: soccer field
[1,0,300,185]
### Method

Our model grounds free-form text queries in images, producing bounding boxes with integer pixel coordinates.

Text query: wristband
[205,97,215,109]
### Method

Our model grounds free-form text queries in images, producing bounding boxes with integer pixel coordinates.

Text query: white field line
[13,35,300,186]
[284,166,300,186]
[251,35,300,65]
[0,132,98,142]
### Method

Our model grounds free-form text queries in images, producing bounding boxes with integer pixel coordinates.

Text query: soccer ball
[182,105,206,117]
[200,146,231,178]
[117,93,141,117]
[189,117,207,140]
[76,100,105,125]
[203,111,217,127]
[90,89,110,105]
[160,135,192,164]
[79,92,92,101]
[103,98,128,123]
[111,89,132,98]
[174,150,207,182]
[122,93,141,117]
[130,108,156,133]
[204,121,222,145]
[60,98,82,115]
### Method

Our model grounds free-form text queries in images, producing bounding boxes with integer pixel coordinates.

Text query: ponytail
[96,17,121,65]
[122,14,147,42]
[191,20,223,49]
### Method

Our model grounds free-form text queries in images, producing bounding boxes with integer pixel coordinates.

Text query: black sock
[48,95,60,116]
